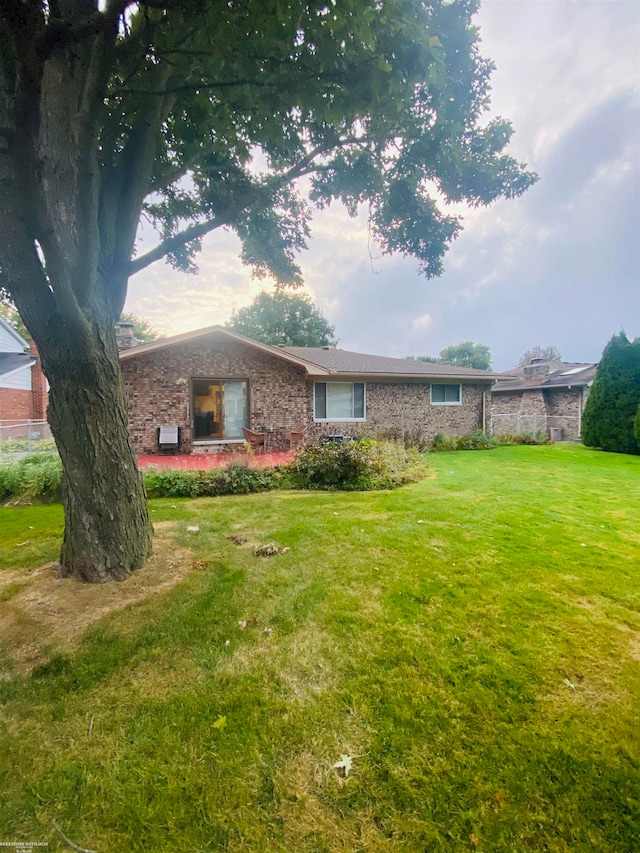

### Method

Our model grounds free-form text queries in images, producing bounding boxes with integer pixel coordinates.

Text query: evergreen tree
[582,332,640,454]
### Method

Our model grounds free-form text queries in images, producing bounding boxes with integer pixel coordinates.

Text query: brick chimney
[116,322,139,351]
[29,340,48,419]
[523,357,550,385]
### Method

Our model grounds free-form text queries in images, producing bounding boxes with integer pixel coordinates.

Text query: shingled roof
[119,325,505,382]
[282,346,500,379]
[0,352,36,380]
[493,361,597,392]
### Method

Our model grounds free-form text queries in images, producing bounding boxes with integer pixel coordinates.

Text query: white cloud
[412,313,433,332]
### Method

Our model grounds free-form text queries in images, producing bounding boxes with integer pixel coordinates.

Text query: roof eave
[0,359,36,382]
[308,371,498,383]
[0,315,30,350]
[492,380,591,392]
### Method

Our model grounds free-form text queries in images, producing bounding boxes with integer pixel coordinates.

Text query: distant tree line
[407,341,492,371]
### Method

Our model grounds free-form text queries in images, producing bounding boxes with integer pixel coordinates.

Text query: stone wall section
[490,386,588,440]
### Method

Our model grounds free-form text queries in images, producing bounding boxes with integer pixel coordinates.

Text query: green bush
[455,430,498,450]
[0,453,62,502]
[0,445,426,503]
[431,430,498,451]
[142,463,285,498]
[0,437,56,456]
[495,431,550,446]
[290,439,428,490]
[430,433,461,452]
[582,332,640,455]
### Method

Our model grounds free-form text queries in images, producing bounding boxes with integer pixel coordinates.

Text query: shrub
[430,433,460,452]
[455,430,498,451]
[290,439,428,490]
[0,437,57,456]
[0,453,62,503]
[142,463,284,499]
[430,431,498,451]
[495,431,550,446]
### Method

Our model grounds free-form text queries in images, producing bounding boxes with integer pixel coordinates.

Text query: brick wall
[304,381,486,443]
[121,336,310,453]
[122,335,489,453]
[29,341,48,420]
[0,388,33,421]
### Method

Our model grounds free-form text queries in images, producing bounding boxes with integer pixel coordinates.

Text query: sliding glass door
[192,379,248,440]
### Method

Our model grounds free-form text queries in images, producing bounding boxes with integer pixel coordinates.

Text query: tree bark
[42,321,152,583]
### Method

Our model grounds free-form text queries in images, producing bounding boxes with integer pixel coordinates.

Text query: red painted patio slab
[137,451,295,471]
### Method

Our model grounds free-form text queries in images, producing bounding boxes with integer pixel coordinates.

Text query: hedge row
[0,440,430,503]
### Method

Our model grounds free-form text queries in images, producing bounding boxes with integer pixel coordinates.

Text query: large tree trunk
[42,323,152,583]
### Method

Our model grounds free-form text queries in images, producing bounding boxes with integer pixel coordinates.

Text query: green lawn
[1,445,639,852]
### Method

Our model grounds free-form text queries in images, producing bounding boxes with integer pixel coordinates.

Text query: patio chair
[287,426,307,450]
[242,427,266,453]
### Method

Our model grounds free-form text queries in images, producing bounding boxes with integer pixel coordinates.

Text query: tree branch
[128,143,333,276]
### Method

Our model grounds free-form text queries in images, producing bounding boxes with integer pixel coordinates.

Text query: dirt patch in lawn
[0,524,194,674]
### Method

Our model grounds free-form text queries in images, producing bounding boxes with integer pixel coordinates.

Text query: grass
[0,444,639,852]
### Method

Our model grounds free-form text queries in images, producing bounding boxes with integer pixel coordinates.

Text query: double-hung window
[314,382,365,421]
[431,383,462,405]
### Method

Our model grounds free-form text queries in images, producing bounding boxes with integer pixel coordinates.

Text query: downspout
[482,388,487,434]
[578,386,583,438]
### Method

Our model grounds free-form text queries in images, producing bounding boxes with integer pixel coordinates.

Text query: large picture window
[314,382,366,421]
[431,383,462,405]
[192,379,248,440]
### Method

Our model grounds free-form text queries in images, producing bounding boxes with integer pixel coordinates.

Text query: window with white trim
[314,382,366,421]
[431,383,462,404]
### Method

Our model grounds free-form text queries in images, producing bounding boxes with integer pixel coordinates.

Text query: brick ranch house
[490,358,597,441]
[0,316,48,424]
[119,325,504,454]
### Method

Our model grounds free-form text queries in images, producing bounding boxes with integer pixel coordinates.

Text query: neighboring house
[0,316,47,424]
[119,325,504,454]
[490,358,597,441]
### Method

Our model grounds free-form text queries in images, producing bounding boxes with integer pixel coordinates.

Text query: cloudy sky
[126,0,640,371]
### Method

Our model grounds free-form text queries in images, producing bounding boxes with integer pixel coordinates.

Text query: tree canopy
[228,291,336,347]
[407,341,491,369]
[518,345,562,367]
[438,341,491,370]
[581,332,640,455]
[0,296,29,341]
[0,0,536,582]
[119,312,162,343]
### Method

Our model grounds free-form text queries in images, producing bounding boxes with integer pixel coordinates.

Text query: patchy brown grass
[0,524,194,674]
